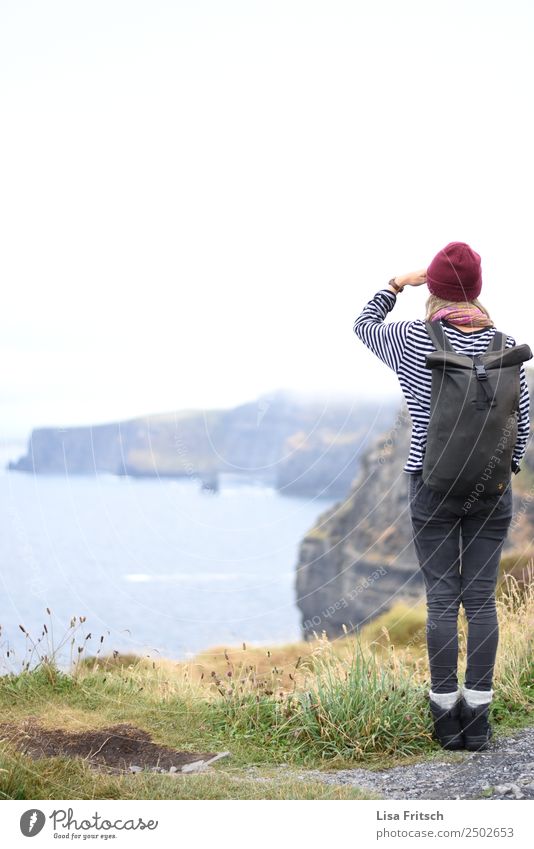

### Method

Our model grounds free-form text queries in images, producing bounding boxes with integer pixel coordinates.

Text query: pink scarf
[430,304,493,328]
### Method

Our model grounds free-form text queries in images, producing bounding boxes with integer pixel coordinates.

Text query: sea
[0,441,336,672]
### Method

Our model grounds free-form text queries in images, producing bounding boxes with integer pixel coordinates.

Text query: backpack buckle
[474,361,488,380]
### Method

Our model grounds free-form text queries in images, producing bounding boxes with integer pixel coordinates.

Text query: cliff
[296,390,534,639]
[8,391,397,498]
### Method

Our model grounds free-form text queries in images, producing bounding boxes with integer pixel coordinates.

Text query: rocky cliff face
[295,390,534,639]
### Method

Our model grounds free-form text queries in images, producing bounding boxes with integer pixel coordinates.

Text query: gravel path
[305,726,534,800]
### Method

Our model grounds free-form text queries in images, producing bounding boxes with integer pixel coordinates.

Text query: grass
[206,646,432,766]
[0,573,533,799]
[0,745,376,800]
[357,602,428,650]
[499,554,534,595]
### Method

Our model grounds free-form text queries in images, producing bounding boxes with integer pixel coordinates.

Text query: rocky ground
[304,725,534,800]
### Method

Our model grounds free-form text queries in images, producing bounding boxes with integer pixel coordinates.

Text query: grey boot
[429,697,464,750]
[459,697,493,751]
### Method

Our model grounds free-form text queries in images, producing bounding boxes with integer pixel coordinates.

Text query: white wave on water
[124,572,244,583]
[124,570,295,584]
[218,484,277,497]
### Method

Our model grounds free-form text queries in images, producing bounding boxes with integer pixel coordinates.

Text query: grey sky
[1,0,533,437]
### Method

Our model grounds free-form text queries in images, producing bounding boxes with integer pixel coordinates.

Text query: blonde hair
[425,294,493,325]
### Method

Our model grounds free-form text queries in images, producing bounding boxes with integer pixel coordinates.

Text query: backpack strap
[424,319,456,353]
[426,320,506,354]
[488,329,505,352]
[474,329,506,410]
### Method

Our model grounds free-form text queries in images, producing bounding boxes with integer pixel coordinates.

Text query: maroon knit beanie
[426,241,482,301]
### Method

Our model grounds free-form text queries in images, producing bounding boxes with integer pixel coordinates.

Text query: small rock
[181,760,208,774]
[129,764,143,773]
[508,784,524,799]
[494,783,523,798]
[204,751,231,766]
[169,766,178,773]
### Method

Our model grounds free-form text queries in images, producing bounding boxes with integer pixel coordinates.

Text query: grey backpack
[422,319,532,497]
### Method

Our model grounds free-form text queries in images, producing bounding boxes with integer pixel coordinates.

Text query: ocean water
[0,460,336,671]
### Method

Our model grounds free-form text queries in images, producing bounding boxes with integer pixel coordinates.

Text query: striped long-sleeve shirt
[353,288,531,474]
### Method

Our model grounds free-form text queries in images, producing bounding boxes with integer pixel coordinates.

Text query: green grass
[358,602,428,649]
[0,745,377,800]
[205,640,434,766]
[1,574,533,799]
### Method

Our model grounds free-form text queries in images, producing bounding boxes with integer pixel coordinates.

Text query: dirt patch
[0,719,228,775]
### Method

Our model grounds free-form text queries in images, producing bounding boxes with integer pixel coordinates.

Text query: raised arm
[352,269,426,373]
[352,288,413,372]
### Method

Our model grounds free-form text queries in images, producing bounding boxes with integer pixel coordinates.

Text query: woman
[352,241,530,751]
